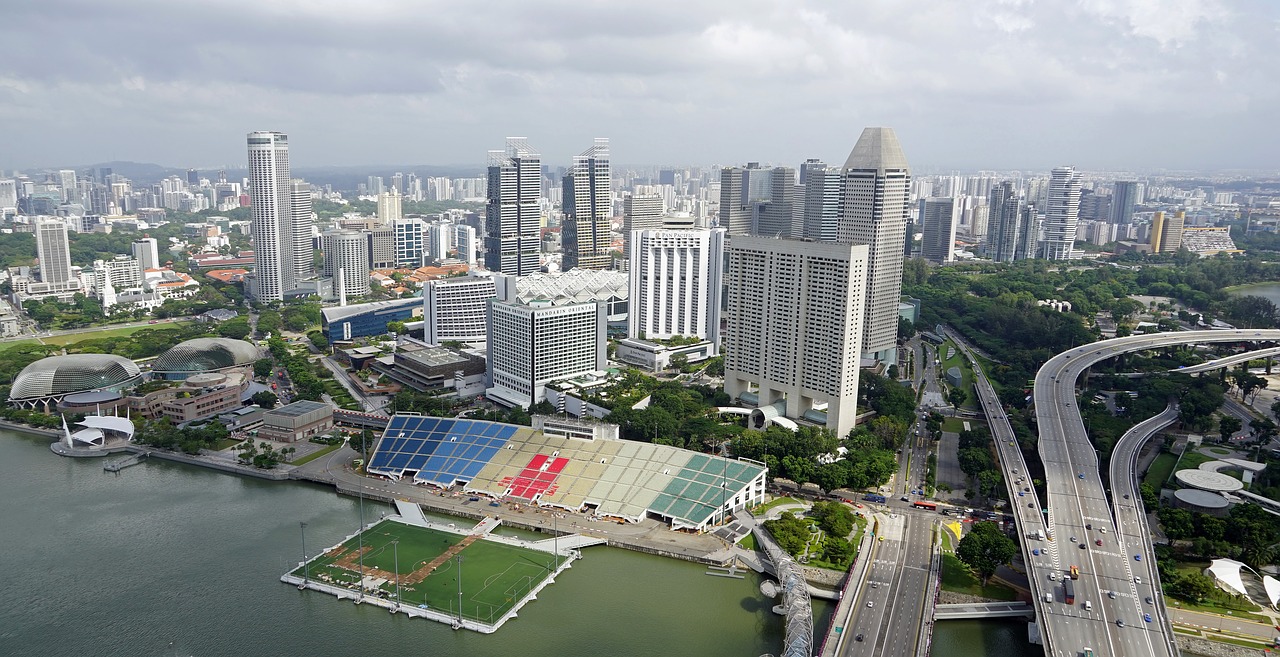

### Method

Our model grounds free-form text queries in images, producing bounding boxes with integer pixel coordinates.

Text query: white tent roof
[78,415,135,439]
[70,428,105,446]
[1264,575,1280,609]
[1208,558,1248,597]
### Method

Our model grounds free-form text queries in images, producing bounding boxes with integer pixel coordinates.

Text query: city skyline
[2,1,1278,172]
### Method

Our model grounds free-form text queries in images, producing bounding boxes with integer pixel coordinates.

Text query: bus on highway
[863,493,887,504]
[1063,579,1075,605]
[912,501,938,511]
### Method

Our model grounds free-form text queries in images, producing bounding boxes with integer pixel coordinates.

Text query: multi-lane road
[1033,329,1280,657]
[837,511,935,657]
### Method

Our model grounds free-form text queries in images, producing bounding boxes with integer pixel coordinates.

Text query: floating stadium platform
[366,415,767,532]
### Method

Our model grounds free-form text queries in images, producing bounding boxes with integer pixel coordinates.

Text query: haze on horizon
[2,0,1278,173]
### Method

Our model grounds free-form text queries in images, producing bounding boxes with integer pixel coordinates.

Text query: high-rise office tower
[623,194,664,259]
[920,198,957,263]
[424,275,497,345]
[838,127,911,364]
[484,138,542,275]
[390,172,404,195]
[377,189,403,223]
[131,237,159,277]
[290,179,313,280]
[1111,180,1138,224]
[561,138,613,271]
[723,236,868,437]
[1039,166,1082,260]
[454,225,478,265]
[34,217,73,284]
[0,179,17,209]
[801,161,841,241]
[247,131,295,301]
[987,181,1022,262]
[1150,211,1185,253]
[323,230,370,298]
[186,169,199,186]
[58,170,78,203]
[755,167,797,237]
[365,226,396,269]
[718,163,773,236]
[1015,203,1040,261]
[393,217,425,266]
[627,228,726,345]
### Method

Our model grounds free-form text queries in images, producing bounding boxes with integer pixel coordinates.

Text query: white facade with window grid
[486,299,606,409]
[724,236,867,437]
[627,228,725,344]
[425,275,496,345]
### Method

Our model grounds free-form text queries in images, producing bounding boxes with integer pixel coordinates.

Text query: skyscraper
[1015,203,1040,261]
[377,189,403,223]
[486,299,607,409]
[561,138,612,271]
[627,228,725,344]
[34,217,72,284]
[623,194,664,260]
[800,161,841,242]
[290,179,313,280]
[1150,211,1185,253]
[131,237,159,278]
[755,167,796,237]
[723,236,868,437]
[393,217,425,267]
[838,127,911,364]
[58,170,78,204]
[1039,166,1082,260]
[987,181,1021,262]
[920,198,957,263]
[1111,180,1138,224]
[323,230,370,299]
[484,138,542,275]
[247,131,295,301]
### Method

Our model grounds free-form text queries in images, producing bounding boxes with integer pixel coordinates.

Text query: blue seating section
[367,416,516,487]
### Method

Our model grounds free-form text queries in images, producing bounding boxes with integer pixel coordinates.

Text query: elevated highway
[934,601,1035,620]
[1034,328,1280,657]
[1171,345,1280,374]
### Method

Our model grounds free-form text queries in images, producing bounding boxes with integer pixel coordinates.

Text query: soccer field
[296,520,559,623]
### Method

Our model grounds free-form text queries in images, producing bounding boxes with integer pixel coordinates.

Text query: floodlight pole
[357,486,366,601]
[553,514,558,572]
[300,521,309,585]
[392,539,401,610]
[456,554,464,625]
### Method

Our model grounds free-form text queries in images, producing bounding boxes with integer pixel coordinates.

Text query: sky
[2,0,1278,172]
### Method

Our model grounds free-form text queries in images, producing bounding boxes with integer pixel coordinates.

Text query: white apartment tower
[247,131,295,301]
[34,217,73,284]
[837,127,911,364]
[0,179,18,209]
[290,179,313,280]
[920,198,957,263]
[561,138,613,271]
[1039,166,1082,260]
[323,230,370,298]
[486,299,607,409]
[627,228,726,345]
[723,236,868,437]
[453,224,478,265]
[484,138,542,276]
[424,275,497,345]
[377,189,403,223]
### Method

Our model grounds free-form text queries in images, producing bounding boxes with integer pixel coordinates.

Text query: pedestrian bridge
[935,602,1034,620]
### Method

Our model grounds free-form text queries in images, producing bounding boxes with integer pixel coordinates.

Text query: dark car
[1079,543,1086,549]
[855,634,864,642]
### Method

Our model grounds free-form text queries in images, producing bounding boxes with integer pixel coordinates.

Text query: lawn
[737,532,757,551]
[42,321,193,346]
[0,339,39,352]
[214,438,242,450]
[296,520,558,624]
[1176,450,1215,472]
[754,496,804,514]
[939,553,1020,601]
[1144,452,1179,488]
[290,443,342,466]
[942,417,978,433]
[940,340,981,411]
[321,380,361,410]
[1204,446,1234,456]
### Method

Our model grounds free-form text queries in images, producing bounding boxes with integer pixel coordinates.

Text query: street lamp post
[300,521,309,586]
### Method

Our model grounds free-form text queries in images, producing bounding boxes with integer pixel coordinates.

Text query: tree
[252,391,278,409]
[1169,572,1215,603]
[1217,415,1242,441]
[669,354,689,372]
[955,521,1017,585]
[821,537,855,565]
[386,321,407,335]
[216,317,251,340]
[948,387,967,408]
[253,358,274,378]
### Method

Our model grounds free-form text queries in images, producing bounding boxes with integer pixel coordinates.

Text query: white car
[867,600,875,608]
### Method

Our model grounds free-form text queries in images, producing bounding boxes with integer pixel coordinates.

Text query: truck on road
[1064,579,1075,605]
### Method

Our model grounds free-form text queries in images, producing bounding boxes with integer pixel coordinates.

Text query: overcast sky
[3,0,1278,172]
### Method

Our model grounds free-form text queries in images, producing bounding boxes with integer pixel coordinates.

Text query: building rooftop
[843,127,910,173]
[397,346,470,368]
[321,297,421,323]
[266,399,332,414]
[266,400,331,418]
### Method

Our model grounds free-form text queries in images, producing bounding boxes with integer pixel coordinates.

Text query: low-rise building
[258,400,334,443]
[126,368,252,423]
[373,344,486,393]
